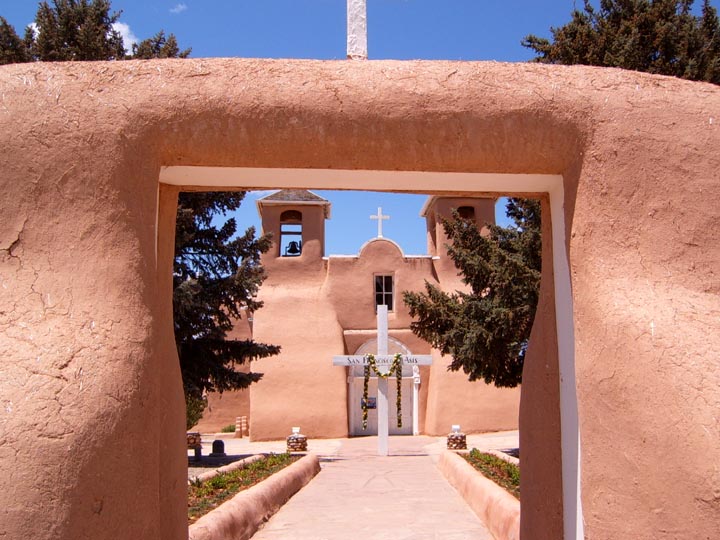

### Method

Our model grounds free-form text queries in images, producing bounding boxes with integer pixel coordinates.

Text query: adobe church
[198,189,520,440]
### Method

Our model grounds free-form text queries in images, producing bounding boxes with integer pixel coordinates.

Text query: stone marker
[287,427,308,452]
[447,425,467,450]
[187,432,202,461]
[210,440,226,457]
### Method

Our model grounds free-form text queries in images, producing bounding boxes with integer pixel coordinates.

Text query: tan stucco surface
[0,58,718,540]
[520,197,563,540]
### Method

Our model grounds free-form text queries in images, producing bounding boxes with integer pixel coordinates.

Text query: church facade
[197,190,520,440]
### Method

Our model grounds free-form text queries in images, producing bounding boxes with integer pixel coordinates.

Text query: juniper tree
[133,30,191,59]
[0,17,30,65]
[0,0,189,62]
[403,199,541,387]
[30,0,125,61]
[522,0,720,85]
[174,192,280,428]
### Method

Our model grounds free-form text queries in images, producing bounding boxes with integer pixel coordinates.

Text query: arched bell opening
[280,210,303,257]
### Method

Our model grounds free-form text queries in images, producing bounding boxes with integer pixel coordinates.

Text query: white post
[347,0,368,60]
[412,365,420,436]
[376,304,389,456]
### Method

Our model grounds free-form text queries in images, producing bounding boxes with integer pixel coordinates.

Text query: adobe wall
[325,239,433,330]
[248,229,346,440]
[0,59,717,540]
[424,352,521,435]
[520,196,563,540]
[196,386,250,434]
[251,234,519,440]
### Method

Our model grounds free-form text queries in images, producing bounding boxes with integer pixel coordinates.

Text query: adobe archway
[1,59,718,540]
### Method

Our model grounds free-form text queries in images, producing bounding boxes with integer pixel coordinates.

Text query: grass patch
[220,424,236,433]
[188,453,300,524]
[463,449,520,499]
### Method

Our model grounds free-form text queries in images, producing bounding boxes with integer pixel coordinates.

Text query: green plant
[174,192,280,429]
[185,394,207,430]
[522,0,720,85]
[361,353,403,429]
[220,424,236,433]
[207,475,229,490]
[464,449,520,499]
[188,453,299,523]
[404,199,541,387]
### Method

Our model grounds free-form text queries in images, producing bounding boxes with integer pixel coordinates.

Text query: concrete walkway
[226,434,517,540]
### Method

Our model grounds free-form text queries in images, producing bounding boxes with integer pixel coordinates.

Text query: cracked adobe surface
[0,59,718,540]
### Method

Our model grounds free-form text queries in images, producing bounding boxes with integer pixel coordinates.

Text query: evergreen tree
[522,0,720,84]
[133,30,191,59]
[31,0,125,61]
[0,16,30,65]
[403,199,541,387]
[0,0,188,62]
[174,193,280,425]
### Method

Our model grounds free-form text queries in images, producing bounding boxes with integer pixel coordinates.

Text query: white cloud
[170,3,188,14]
[27,22,39,39]
[112,22,138,52]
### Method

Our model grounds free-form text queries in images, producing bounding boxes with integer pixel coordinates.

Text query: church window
[280,210,302,257]
[457,206,476,221]
[375,275,394,311]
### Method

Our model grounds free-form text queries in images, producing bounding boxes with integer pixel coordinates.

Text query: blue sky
[3,1,714,254]
[1,1,581,61]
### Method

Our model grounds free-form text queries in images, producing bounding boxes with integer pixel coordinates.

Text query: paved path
[247,436,499,540]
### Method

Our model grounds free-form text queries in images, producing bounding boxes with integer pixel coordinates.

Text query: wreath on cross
[361,353,403,430]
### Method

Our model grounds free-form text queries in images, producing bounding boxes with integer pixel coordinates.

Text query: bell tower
[420,196,496,285]
[256,189,331,262]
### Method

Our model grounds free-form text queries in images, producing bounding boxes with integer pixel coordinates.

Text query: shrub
[188,453,299,523]
[464,449,520,498]
[186,394,207,430]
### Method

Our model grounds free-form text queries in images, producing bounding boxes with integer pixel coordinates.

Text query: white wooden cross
[347,0,367,59]
[333,305,432,456]
[370,207,390,238]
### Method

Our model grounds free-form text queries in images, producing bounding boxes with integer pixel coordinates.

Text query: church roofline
[419,194,498,217]
[323,254,433,260]
[256,189,331,219]
[258,188,329,203]
[419,196,438,218]
[358,237,405,257]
